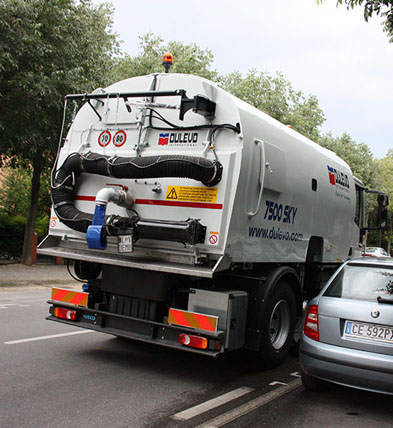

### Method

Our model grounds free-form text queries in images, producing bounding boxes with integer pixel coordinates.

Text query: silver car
[299,257,393,395]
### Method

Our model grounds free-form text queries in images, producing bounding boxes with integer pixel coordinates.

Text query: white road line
[195,378,302,428]
[0,299,45,305]
[0,303,31,309]
[4,330,94,345]
[171,387,254,421]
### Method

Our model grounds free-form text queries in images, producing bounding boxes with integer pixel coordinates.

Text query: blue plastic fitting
[86,205,107,250]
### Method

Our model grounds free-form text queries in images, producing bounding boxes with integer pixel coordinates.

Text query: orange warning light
[162,52,173,73]
[163,52,173,64]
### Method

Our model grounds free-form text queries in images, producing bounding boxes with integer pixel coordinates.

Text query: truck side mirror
[378,194,389,229]
[363,190,389,231]
[378,194,389,207]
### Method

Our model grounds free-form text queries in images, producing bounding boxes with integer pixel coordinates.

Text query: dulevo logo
[327,166,349,189]
[158,133,169,146]
[158,132,198,146]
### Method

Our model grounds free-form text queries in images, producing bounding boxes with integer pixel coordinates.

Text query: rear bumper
[38,235,231,278]
[299,335,393,395]
[48,300,224,357]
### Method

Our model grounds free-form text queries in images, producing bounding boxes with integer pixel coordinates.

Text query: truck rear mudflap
[47,300,223,357]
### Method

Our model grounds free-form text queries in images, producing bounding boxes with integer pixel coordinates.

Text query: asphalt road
[1,288,393,428]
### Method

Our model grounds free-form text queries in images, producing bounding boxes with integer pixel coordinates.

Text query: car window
[324,265,393,301]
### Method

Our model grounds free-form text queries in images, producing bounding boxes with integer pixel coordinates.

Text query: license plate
[118,235,133,253]
[344,320,393,344]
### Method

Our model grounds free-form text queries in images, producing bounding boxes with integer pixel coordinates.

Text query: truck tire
[259,281,296,368]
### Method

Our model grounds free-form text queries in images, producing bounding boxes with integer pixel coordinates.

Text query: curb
[0,281,81,291]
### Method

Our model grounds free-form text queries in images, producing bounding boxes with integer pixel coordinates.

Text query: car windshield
[324,264,393,301]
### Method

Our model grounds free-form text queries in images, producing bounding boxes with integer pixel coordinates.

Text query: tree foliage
[0,166,50,218]
[375,150,393,252]
[110,33,218,82]
[220,69,325,141]
[0,0,118,165]
[0,0,119,263]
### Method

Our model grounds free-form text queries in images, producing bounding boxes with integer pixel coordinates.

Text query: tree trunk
[21,154,43,265]
[387,217,392,255]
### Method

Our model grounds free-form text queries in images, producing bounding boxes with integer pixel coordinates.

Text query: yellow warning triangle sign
[166,187,178,199]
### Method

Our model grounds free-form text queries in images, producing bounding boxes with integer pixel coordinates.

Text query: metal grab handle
[248,139,266,217]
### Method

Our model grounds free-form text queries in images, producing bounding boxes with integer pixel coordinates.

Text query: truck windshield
[324,264,393,302]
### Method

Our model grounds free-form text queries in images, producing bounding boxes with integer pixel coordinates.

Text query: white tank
[40,73,360,275]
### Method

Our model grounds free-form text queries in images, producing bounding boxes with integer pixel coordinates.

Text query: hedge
[0,211,49,259]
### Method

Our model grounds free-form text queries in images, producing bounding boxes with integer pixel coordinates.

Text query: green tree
[375,150,393,252]
[220,69,325,141]
[318,0,393,42]
[0,166,50,219]
[110,33,218,83]
[0,0,118,264]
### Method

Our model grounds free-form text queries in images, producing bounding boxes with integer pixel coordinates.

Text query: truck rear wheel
[259,281,296,368]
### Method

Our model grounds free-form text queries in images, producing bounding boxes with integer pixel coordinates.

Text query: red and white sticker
[50,217,57,228]
[98,130,111,147]
[113,130,127,147]
[208,232,219,245]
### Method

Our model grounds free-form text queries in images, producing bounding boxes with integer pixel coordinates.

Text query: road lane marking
[171,387,254,421]
[194,379,302,428]
[0,303,31,309]
[4,330,94,344]
[0,298,45,304]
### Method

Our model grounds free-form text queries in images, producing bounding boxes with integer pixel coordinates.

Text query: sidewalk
[0,262,80,290]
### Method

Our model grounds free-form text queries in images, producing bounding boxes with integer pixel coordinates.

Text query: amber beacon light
[162,52,173,73]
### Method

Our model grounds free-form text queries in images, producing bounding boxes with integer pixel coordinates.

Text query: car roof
[348,257,393,267]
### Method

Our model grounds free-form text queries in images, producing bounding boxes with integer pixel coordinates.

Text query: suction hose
[52,152,223,233]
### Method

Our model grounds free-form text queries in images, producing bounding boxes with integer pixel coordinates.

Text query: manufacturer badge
[371,309,380,318]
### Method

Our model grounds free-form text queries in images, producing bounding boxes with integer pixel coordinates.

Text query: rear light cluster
[178,334,221,351]
[304,304,319,341]
[52,307,77,321]
[179,333,208,349]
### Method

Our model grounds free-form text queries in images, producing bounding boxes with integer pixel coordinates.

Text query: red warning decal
[113,130,127,147]
[98,130,111,147]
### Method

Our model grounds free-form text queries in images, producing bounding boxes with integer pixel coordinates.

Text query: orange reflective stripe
[51,288,88,307]
[170,308,190,327]
[69,293,88,306]
[168,308,218,332]
[193,313,216,332]
[51,288,70,301]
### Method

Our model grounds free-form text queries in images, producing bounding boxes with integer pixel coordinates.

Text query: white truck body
[39,73,373,365]
[41,73,360,271]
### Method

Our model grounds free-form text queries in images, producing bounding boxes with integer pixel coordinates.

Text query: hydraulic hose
[51,152,223,233]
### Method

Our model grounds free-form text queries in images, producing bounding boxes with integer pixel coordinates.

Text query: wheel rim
[269,299,291,350]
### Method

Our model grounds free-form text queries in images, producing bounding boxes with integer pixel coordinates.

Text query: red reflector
[179,333,208,350]
[304,304,319,341]
[53,307,77,321]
